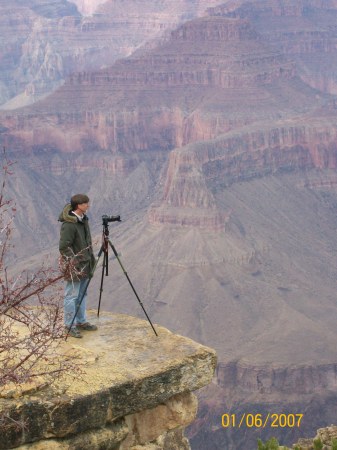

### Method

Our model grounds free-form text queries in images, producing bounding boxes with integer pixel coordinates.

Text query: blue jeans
[64,278,89,328]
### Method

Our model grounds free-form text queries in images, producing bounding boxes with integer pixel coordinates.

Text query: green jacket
[59,204,96,280]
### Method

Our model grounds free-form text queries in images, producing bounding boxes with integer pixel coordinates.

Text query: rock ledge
[0,312,216,450]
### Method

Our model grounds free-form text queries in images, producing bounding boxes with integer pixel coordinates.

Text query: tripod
[66,217,158,339]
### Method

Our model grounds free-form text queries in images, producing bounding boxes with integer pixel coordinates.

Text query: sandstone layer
[0,312,216,450]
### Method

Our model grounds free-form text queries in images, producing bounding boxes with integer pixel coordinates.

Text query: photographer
[59,194,97,338]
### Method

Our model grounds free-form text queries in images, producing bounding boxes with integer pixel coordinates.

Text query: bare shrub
[0,151,80,389]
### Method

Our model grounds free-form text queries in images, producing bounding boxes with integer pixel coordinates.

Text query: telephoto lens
[102,214,121,223]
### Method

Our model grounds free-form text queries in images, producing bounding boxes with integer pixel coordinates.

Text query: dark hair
[71,194,89,210]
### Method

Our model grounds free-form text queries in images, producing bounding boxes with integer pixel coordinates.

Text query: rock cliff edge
[0,312,217,450]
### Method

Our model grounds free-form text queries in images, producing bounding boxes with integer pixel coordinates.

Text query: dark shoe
[76,322,97,331]
[66,327,82,338]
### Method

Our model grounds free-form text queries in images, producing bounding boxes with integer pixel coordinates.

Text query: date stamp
[221,413,303,429]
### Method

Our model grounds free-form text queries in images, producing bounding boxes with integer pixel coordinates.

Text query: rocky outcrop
[294,425,337,450]
[148,147,229,230]
[0,312,216,450]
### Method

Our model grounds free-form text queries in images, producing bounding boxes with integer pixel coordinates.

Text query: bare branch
[0,149,82,392]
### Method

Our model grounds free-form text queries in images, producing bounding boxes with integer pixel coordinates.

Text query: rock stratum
[0,14,307,153]
[0,312,216,450]
[210,0,337,94]
[0,0,225,109]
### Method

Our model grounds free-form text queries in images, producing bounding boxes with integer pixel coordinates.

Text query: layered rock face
[0,1,80,107]
[148,147,230,230]
[0,14,310,156]
[216,360,337,395]
[2,10,320,234]
[0,313,216,450]
[148,117,337,229]
[0,0,225,109]
[214,0,337,17]
[210,0,337,94]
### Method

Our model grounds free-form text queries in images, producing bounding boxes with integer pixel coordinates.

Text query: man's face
[77,202,89,214]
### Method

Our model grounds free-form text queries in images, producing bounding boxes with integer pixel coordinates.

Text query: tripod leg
[108,240,158,337]
[105,245,109,276]
[97,249,107,318]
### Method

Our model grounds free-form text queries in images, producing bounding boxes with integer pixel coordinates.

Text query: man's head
[71,194,90,215]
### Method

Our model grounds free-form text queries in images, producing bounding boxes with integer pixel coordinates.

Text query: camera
[102,214,121,224]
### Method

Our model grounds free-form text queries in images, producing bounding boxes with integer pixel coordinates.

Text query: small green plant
[257,437,280,450]
[331,438,337,450]
[313,438,323,450]
[257,439,265,450]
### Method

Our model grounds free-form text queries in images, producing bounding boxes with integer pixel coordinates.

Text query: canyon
[2,1,337,449]
[0,0,225,109]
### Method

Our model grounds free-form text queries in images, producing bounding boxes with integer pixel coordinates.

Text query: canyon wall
[209,0,337,95]
[148,118,337,229]
[0,0,226,109]
[0,14,311,156]
[211,0,337,17]
[216,360,337,395]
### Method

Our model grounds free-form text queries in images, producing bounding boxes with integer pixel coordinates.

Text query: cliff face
[148,118,337,228]
[3,1,337,252]
[216,360,337,395]
[212,0,337,17]
[0,312,216,450]
[209,0,337,95]
[148,146,229,230]
[0,13,312,156]
[2,1,337,164]
[0,1,80,107]
[0,0,226,109]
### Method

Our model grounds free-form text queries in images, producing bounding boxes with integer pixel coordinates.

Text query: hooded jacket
[59,204,96,280]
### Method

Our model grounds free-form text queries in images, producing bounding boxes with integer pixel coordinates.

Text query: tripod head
[102,215,121,235]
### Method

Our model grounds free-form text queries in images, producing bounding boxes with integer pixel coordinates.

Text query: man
[59,194,97,338]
